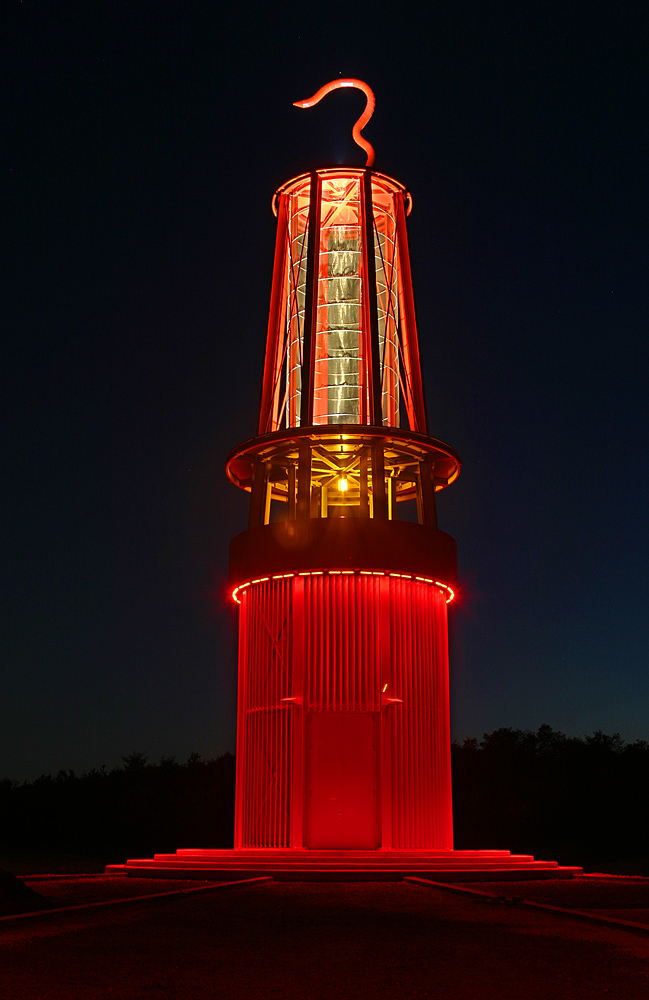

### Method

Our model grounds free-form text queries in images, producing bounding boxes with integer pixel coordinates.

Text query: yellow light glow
[337,477,348,492]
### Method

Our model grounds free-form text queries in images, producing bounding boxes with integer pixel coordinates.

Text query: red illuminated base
[106,850,582,881]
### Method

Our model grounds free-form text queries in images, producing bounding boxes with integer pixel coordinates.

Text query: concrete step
[172,849,521,860]
[109,864,582,882]
[107,848,582,881]
[141,859,556,870]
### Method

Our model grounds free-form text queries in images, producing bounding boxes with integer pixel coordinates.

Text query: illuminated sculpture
[110,82,580,877]
[227,79,458,851]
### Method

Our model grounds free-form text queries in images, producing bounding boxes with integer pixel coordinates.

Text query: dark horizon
[4,4,648,782]
[4,721,646,785]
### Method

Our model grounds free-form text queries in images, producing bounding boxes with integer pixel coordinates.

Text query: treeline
[452,725,649,872]
[0,752,235,862]
[1,727,648,873]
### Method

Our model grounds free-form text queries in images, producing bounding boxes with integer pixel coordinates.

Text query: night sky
[4,4,649,781]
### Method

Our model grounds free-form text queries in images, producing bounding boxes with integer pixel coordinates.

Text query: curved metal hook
[294,79,376,167]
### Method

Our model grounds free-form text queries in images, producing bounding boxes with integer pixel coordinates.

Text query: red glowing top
[293,79,376,167]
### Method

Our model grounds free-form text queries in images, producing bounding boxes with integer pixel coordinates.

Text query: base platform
[106,849,582,881]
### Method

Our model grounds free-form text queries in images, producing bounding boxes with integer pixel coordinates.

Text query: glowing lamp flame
[337,477,348,492]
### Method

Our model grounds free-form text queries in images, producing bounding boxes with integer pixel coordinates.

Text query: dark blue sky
[4,3,648,780]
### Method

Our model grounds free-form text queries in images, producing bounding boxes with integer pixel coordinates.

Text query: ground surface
[1,878,649,999]
[22,875,223,907]
[460,877,649,924]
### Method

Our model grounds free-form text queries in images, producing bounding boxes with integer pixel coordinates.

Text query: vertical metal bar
[354,574,360,709]
[415,468,424,525]
[246,591,254,846]
[371,438,388,519]
[387,476,396,520]
[273,588,277,846]
[379,575,391,849]
[395,580,404,847]
[354,575,360,709]
[414,585,424,846]
[324,576,330,709]
[268,585,273,846]
[286,579,293,846]
[300,172,321,427]
[297,439,311,519]
[278,588,283,845]
[431,590,441,846]
[263,465,272,525]
[406,580,415,847]
[342,576,349,711]
[258,194,289,434]
[331,575,337,708]
[395,192,429,433]
[257,590,263,846]
[440,595,454,847]
[419,458,438,528]
[234,591,247,848]
[416,587,425,846]
[262,595,267,845]
[288,463,296,519]
[250,591,258,845]
[347,575,353,709]
[277,583,282,846]
[249,458,266,529]
[310,483,320,518]
[422,587,433,846]
[336,576,341,711]
[359,450,369,516]
[363,170,383,425]
[414,587,421,845]
[359,291,368,426]
[431,591,439,846]
[274,589,279,847]
[276,581,280,847]
[420,589,427,846]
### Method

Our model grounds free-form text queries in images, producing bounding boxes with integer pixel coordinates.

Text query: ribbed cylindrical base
[234,570,453,851]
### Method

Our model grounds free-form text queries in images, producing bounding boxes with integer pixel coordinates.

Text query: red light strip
[232,570,454,604]
[293,79,376,167]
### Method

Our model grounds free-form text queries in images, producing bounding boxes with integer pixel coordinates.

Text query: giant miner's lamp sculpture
[110,82,581,879]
